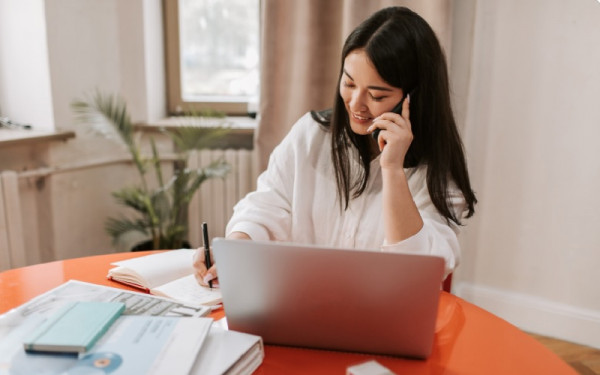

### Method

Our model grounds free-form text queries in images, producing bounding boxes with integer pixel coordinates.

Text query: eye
[369,93,386,102]
[342,81,355,88]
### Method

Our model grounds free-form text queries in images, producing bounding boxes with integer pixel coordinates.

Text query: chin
[349,121,370,136]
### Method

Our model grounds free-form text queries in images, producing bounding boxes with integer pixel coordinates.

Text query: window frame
[162,0,255,116]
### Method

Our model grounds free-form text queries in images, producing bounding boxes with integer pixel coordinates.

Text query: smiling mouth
[351,112,373,121]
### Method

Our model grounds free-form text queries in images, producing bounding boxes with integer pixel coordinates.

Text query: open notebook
[107,250,222,306]
[212,238,445,358]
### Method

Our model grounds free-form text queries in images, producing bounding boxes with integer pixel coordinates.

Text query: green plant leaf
[111,187,151,214]
[169,126,231,153]
[72,91,148,181]
[150,138,165,187]
[105,217,149,241]
[162,224,188,249]
[180,159,232,204]
[151,189,172,225]
[72,90,235,251]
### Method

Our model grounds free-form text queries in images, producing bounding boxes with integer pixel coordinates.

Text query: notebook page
[110,249,195,289]
[152,274,222,306]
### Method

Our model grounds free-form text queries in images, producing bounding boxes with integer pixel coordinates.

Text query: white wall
[0,0,54,129]
[0,0,165,131]
[46,0,167,259]
[44,0,166,130]
[452,0,600,348]
[0,0,168,263]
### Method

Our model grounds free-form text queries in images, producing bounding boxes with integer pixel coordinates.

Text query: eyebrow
[343,69,394,92]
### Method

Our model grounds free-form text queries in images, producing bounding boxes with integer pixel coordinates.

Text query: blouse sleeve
[225,116,310,241]
[225,156,293,241]
[380,167,467,279]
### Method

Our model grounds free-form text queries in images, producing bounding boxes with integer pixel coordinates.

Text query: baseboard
[454,282,600,349]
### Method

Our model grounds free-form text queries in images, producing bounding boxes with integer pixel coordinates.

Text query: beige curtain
[256,0,453,171]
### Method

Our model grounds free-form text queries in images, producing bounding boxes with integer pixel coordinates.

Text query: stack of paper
[0,281,264,375]
[192,325,265,375]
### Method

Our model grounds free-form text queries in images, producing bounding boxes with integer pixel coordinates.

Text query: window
[164,0,260,116]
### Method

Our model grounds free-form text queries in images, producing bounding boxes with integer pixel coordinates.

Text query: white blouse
[226,113,467,278]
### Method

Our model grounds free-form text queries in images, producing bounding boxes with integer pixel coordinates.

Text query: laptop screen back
[212,238,444,358]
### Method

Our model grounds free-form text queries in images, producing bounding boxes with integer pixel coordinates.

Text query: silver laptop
[212,238,444,358]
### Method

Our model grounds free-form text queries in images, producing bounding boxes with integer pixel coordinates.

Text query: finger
[368,117,394,132]
[370,119,404,141]
[192,248,206,270]
[373,109,408,128]
[203,265,218,284]
[194,272,207,286]
[402,94,411,123]
[378,132,387,150]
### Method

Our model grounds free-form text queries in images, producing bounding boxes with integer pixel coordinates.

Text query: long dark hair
[314,6,476,224]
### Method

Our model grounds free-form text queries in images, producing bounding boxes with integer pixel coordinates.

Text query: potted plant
[72,91,231,251]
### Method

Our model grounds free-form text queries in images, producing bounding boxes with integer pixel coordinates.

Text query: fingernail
[407,94,411,102]
[203,274,214,284]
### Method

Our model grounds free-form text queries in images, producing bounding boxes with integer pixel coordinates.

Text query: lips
[351,112,373,122]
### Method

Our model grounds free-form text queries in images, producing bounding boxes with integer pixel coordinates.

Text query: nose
[348,91,367,113]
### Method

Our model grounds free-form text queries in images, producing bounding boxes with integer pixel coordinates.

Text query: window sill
[136,116,256,150]
[0,128,75,147]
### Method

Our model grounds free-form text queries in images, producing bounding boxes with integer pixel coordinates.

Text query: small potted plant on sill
[72,91,231,251]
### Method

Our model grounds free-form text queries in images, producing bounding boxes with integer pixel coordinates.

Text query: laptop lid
[212,238,444,358]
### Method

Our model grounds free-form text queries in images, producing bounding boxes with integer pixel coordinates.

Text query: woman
[194,6,476,284]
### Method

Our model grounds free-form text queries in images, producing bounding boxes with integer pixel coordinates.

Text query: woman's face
[339,49,404,135]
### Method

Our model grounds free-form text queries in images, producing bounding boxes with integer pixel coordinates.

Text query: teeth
[352,113,370,121]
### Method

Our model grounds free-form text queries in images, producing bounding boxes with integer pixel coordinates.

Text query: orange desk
[0,252,576,375]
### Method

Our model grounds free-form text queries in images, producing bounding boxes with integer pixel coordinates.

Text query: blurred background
[0,0,598,350]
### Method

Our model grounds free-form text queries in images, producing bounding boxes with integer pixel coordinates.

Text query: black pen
[202,222,213,289]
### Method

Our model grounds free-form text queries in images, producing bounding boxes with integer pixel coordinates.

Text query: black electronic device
[371,96,406,142]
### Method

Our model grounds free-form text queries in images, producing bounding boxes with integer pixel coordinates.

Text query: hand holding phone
[371,96,406,141]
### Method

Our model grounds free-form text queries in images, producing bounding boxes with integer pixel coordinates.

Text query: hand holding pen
[192,222,216,288]
[202,222,213,289]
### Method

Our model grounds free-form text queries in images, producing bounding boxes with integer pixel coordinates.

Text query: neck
[368,139,381,161]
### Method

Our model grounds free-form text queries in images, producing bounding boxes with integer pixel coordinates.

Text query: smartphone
[371,96,406,141]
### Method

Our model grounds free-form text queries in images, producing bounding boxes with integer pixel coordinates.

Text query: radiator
[0,171,26,270]
[187,149,258,247]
